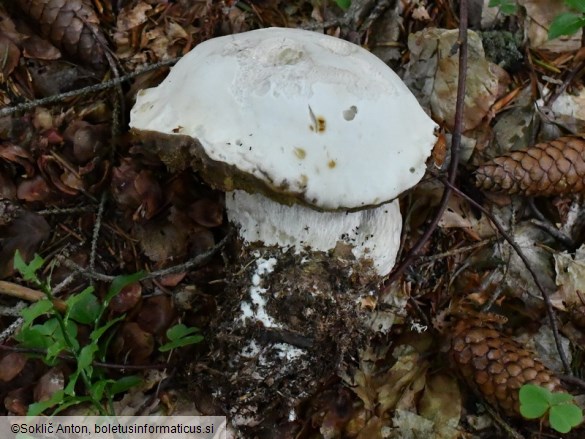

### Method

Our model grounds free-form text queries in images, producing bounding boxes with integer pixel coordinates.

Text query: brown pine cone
[15,0,107,72]
[448,317,564,417]
[475,136,585,196]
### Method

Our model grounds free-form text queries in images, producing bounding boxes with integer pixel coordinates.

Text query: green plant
[489,0,585,40]
[12,251,202,416]
[548,0,585,39]
[488,0,518,15]
[159,323,203,352]
[519,384,583,433]
[334,0,351,11]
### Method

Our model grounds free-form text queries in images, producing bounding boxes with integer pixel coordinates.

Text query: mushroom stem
[225,190,402,277]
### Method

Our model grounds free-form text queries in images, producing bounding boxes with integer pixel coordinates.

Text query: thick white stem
[225,190,402,276]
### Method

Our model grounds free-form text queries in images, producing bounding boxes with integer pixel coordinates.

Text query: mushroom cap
[130,27,437,210]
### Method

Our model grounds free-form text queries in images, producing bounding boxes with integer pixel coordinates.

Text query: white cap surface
[130,27,437,210]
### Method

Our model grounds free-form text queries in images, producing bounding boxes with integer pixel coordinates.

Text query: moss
[480,30,523,72]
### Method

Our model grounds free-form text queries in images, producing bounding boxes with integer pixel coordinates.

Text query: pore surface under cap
[130,27,437,210]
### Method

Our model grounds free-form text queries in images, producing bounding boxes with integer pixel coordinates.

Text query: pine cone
[15,0,106,72]
[475,136,585,196]
[448,317,564,417]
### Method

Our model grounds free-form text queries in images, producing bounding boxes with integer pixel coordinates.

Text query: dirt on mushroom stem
[191,239,384,433]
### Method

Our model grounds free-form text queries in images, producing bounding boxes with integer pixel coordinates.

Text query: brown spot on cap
[294,147,306,159]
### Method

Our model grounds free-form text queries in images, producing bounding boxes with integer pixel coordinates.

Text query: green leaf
[66,287,100,325]
[20,300,53,326]
[335,0,351,10]
[549,403,584,433]
[13,251,44,282]
[159,324,203,352]
[15,326,52,350]
[549,13,585,39]
[49,396,92,415]
[105,272,144,304]
[488,0,517,15]
[519,384,551,419]
[61,320,79,350]
[159,334,204,352]
[46,338,68,363]
[566,0,585,14]
[27,390,65,416]
[90,379,110,401]
[109,375,142,395]
[90,314,125,344]
[78,344,98,371]
[549,392,574,405]
[64,370,80,396]
[166,323,200,341]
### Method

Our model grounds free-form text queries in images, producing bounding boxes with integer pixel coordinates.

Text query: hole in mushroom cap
[342,105,358,121]
[409,167,415,173]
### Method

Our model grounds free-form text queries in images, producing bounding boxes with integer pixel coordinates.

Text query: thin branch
[0,58,179,117]
[0,344,168,370]
[89,192,106,285]
[441,178,571,375]
[0,280,67,312]
[382,0,468,288]
[58,229,233,283]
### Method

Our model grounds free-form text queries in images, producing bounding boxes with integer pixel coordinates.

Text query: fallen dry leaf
[33,367,64,403]
[418,373,461,433]
[135,295,175,336]
[114,322,154,364]
[0,32,21,79]
[0,353,27,382]
[109,281,142,314]
[404,28,504,131]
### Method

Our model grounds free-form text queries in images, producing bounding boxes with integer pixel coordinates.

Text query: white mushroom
[129,28,438,431]
[130,27,438,275]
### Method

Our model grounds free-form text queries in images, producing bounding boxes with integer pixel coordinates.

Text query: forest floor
[2,0,585,438]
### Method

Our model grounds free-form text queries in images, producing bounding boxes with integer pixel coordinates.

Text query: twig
[441,179,571,375]
[0,344,168,370]
[89,192,106,284]
[0,280,67,312]
[37,206,97,216]
[482,401,525,439]
[0,58,179,117]
[418,238,496,262]
[544,57,585,107]
[59,230,233,282]
[0,318,23,344]
[559,374,585,392]
[382,0,468,288]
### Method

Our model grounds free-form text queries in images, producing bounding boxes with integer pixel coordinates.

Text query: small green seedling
[12,251,202,416]
[159,323,203,352]
[548,0,585,39]
[519,384,583,433]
